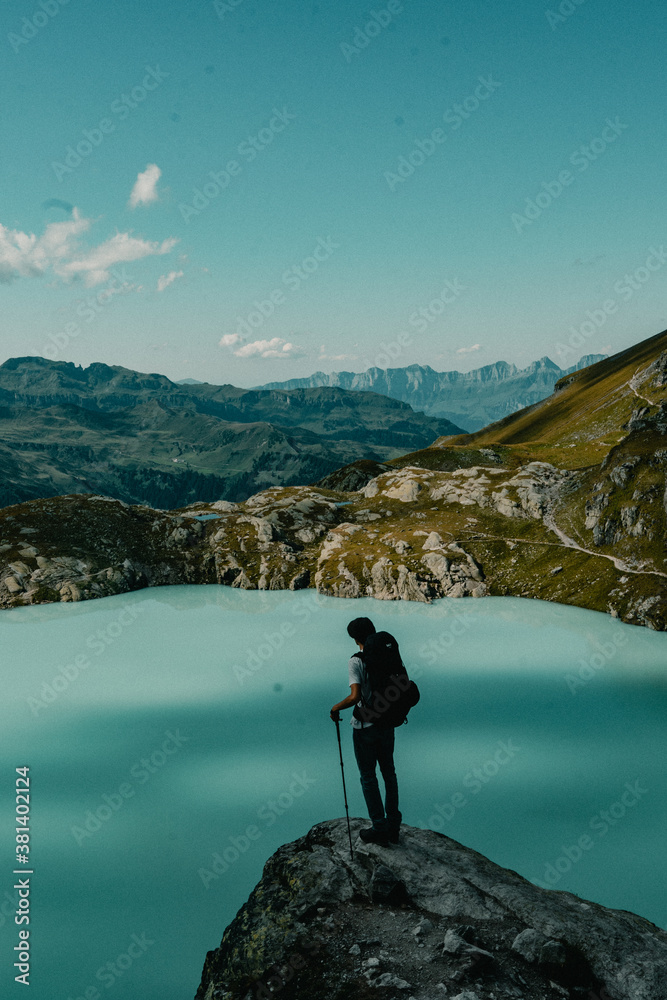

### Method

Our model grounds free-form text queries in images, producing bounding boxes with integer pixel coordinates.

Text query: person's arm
[330,684,361,721]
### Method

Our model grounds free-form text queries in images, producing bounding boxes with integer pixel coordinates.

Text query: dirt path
[628,365,657,407]
[459,522,667,580]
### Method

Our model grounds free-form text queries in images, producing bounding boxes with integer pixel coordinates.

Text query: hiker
[330,617,402,846]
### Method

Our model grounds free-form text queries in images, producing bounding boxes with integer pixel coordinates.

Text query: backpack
[352,630,420,728]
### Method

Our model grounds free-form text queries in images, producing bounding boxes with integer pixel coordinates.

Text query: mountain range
[0,357,463,509]
[256,355,606,431]
[0,330,665,627]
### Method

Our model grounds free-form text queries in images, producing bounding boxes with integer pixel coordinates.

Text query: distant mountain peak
[254,352,608,431]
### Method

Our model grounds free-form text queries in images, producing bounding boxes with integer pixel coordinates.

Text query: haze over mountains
[257,355,607,431]
[0,357,463,509]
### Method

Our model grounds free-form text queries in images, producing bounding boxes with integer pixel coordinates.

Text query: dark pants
[352,724,401,833]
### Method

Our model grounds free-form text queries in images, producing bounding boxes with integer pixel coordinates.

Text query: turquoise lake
[0,585,665,999]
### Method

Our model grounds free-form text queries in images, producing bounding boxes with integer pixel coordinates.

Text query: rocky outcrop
[317,460,393,492]
[0,437,665,628]
[194,818,667,1000]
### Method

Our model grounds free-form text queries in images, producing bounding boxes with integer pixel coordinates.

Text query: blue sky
[0,0,665,385]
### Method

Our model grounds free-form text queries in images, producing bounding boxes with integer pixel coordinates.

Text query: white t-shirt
[348,654,374,729]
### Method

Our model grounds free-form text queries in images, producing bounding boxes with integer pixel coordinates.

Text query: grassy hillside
[439,328,667,467]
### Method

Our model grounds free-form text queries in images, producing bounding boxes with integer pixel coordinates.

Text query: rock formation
[194,818,667,1000]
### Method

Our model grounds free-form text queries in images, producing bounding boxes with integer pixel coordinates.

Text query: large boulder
[195,818,667,1000]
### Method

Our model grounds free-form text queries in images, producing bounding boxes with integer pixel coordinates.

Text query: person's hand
[330,708,340,722]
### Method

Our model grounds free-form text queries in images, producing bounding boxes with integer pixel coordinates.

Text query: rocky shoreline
[0,439,664,628]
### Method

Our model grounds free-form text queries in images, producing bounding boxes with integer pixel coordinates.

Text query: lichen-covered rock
[194,818,667,1000]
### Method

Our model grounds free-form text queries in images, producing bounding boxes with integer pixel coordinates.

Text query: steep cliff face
[194,818,667,1000]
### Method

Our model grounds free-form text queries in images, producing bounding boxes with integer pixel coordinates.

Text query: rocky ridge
[256,355,607,432]
[0,341,665,628]
[194,818,667,1000]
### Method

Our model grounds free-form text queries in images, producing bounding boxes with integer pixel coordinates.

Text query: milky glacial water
[0,585,665,999]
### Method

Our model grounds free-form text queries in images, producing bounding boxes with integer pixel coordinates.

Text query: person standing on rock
[330,616,402,846]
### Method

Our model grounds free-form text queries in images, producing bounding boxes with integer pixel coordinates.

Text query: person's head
[347,617,376,647]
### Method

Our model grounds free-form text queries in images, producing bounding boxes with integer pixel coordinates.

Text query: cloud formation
[318,345,358,362]
[456,343,481,354]
[0,209,90,283]
[219,333,303,358]
[60,232,177,286]
[157,269,184,292]
[128,164,162,209]
[0,208,177,287]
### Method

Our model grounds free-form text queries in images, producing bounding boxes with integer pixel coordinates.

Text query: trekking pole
[334,718,354,861]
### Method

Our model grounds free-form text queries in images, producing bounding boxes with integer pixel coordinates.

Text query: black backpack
[352,631,420,728]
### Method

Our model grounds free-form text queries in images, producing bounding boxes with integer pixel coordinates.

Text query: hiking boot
[387,827,400,844]
[359,827,390,846]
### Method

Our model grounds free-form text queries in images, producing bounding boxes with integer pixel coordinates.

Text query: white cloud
[319,345,358,362]
[157,269,184,292]
[0,208,178,288]
[235,338,301,359]
[59,233,178,287]
[456,343,481,354]
[0,208,90,283]
[219,333,241,347]
[128,164,162,209]
[219,333,303,359]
